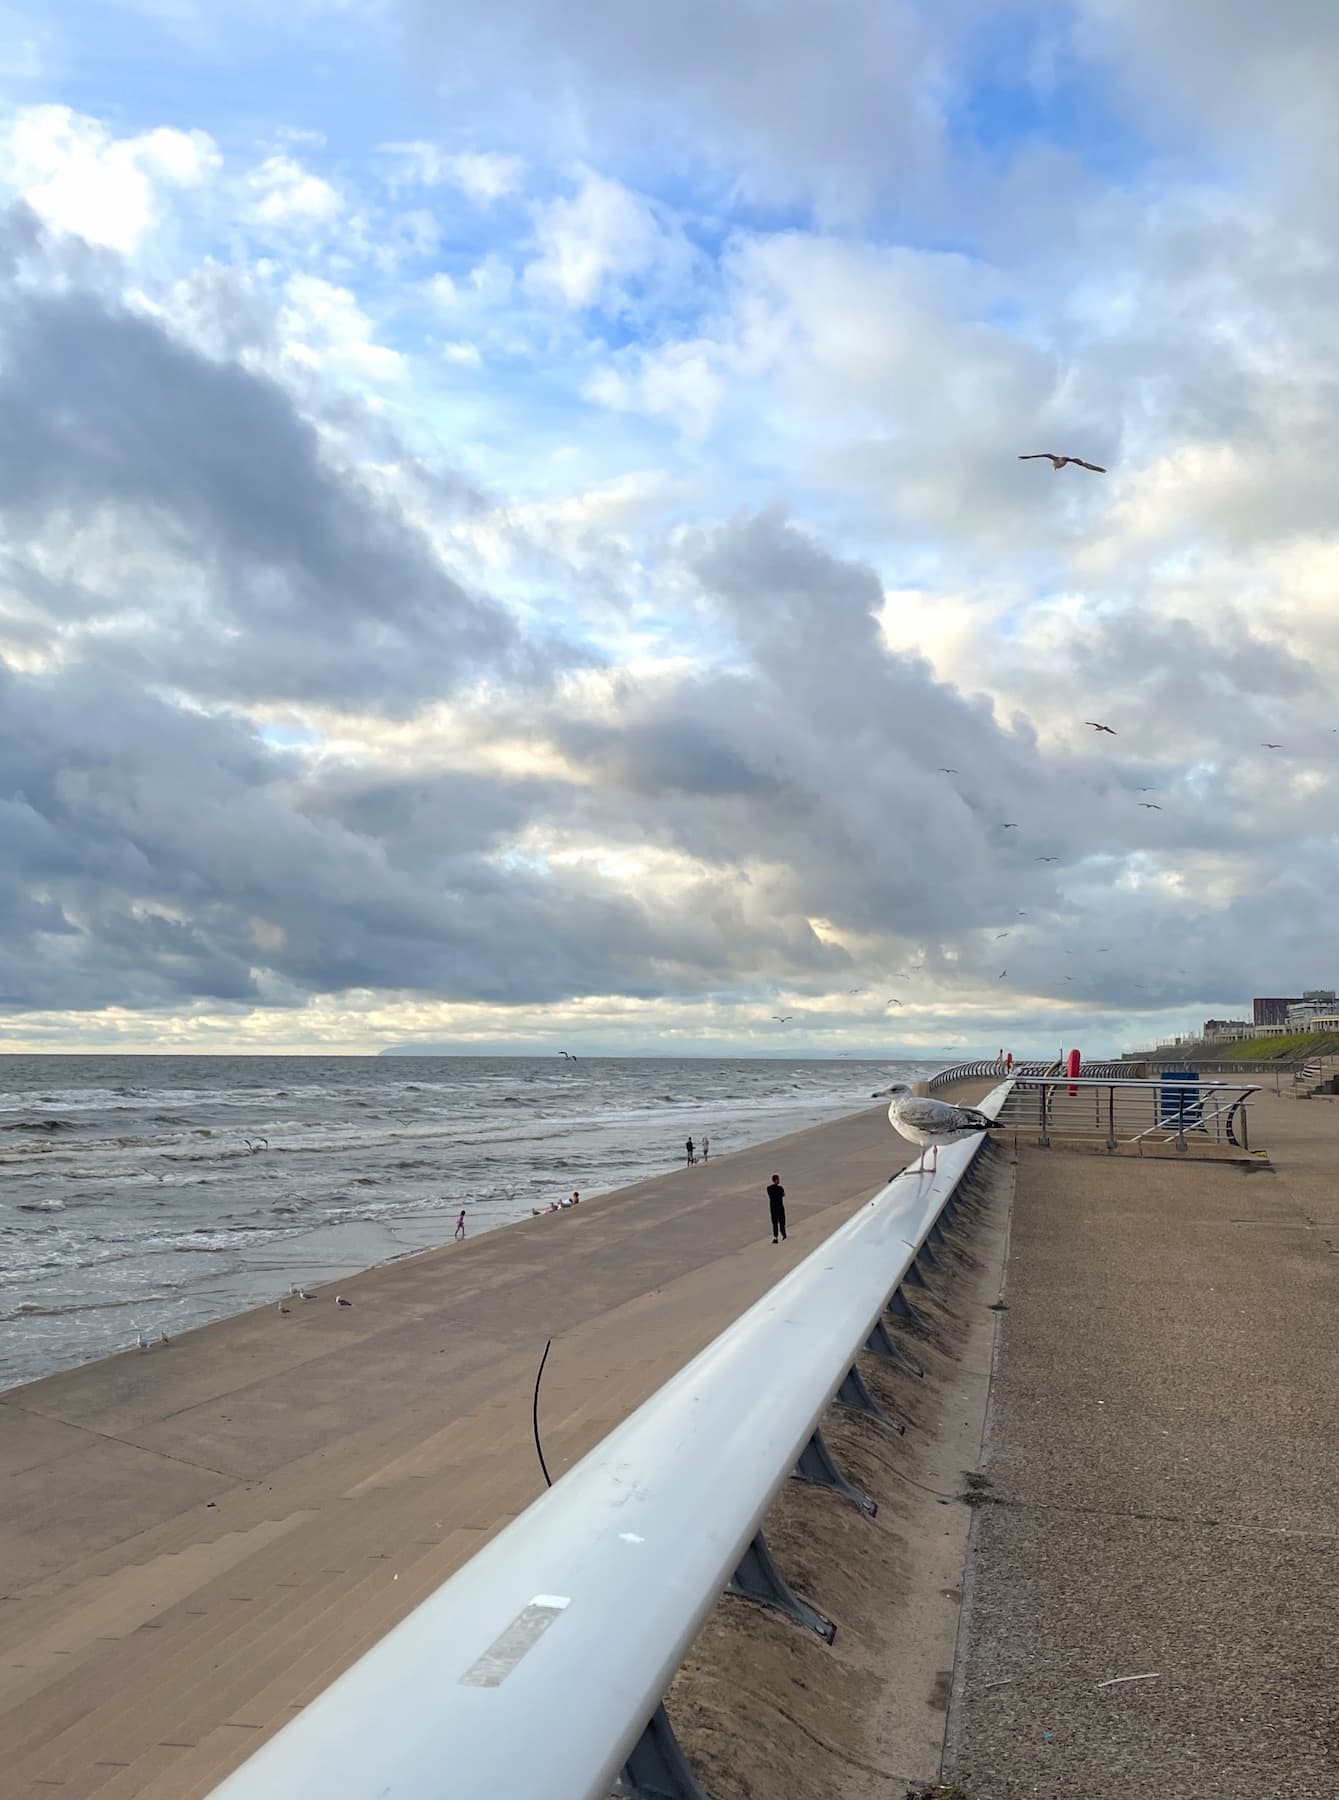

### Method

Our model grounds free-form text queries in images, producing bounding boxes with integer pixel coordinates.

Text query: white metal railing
[205,1083,1010,1800]
[927,1059,1052,1091]
[1000,1076,1258,1152]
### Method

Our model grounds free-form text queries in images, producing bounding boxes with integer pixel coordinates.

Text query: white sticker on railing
[459,1595,571,1688]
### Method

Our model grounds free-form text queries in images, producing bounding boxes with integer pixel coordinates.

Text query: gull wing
[896,1097,994,1134]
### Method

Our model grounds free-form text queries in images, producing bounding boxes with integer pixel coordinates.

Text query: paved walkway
[0,1095,957,1800]
[949,1086,1339,1798]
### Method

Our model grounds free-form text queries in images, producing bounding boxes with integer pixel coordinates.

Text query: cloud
[243,152,343,227]
[0,206,529,711]
[380,141,525,204]
[523,170,686,313]
[403,0,951,215]
[0,104,219,251]
[278,273,407,382]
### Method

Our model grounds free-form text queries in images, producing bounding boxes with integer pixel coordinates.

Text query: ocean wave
[2,1118,71,1134]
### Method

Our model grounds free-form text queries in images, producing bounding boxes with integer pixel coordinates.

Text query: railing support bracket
[728,1531,836,1642]
[838,1359,906,1432]
[864,1317,923,1380]
[616,1704,714,1800]
[792,1429,877,1516]
[885,1288,929,1344]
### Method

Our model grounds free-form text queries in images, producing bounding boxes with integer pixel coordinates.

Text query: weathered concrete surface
[948,1086,1339,1799]
[0,1086,991,1800]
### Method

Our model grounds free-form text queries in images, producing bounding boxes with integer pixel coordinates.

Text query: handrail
[205,1083,1011,1800]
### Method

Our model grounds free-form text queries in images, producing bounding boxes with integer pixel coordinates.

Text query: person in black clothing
[766,1175,786,1243]
[685,1137,696,1166]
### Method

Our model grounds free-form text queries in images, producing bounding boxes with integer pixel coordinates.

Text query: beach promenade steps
[0,1095,999,1800]
[947,1087,1339,1799]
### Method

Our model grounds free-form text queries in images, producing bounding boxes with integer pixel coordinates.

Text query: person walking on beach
[701,1134,710,1162]
[1004,1050,1013,1072]
[685,1136,696,1167]
[766,1174,787,1244]
[455,1210,466,1240]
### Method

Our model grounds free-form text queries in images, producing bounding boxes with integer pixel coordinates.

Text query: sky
[1,0,1337,1059]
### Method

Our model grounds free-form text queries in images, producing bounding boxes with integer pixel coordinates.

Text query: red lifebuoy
[1067,1047,1081,1096]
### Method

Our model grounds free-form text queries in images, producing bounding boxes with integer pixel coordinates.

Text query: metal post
[1038,1081,1050,1147]
[1107,1083,1117,1152]
[1241,1100,1250,1154]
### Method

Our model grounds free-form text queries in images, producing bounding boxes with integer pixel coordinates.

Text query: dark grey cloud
[0,205,542,712]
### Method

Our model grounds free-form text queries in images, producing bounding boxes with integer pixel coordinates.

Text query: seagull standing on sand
[872,1083,999,1176]
[335,1295,353,1308]
[1019,453,1105,473]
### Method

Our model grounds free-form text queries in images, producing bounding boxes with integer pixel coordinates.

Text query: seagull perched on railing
[1020,453,1105,472]
[872,1083,999,1176]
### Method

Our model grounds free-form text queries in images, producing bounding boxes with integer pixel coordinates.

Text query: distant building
[1253,997,1301,1027]
[1306,1014,1339,1033]
[1288,994,1339,1028]
[1202,1018,1253,1043]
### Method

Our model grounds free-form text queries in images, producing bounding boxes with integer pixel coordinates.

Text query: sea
[0,1053,937,1392]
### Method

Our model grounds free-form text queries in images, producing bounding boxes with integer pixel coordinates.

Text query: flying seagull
[1019,453,1106,473]
[999,822,1019,829]
[772,1015,793,1022]
[998,969,1007,979]
[1261,742,1282,749]
[938,767,958,774]
[1138,802,1163,810]
[1085,721,1117,735]
[885,998,903,1007]
[872,1082,999,1176]
[1036,855,1058,862]
[558,1050,578,1060]
[848,987,864,994]
[1137,786,1157,792]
